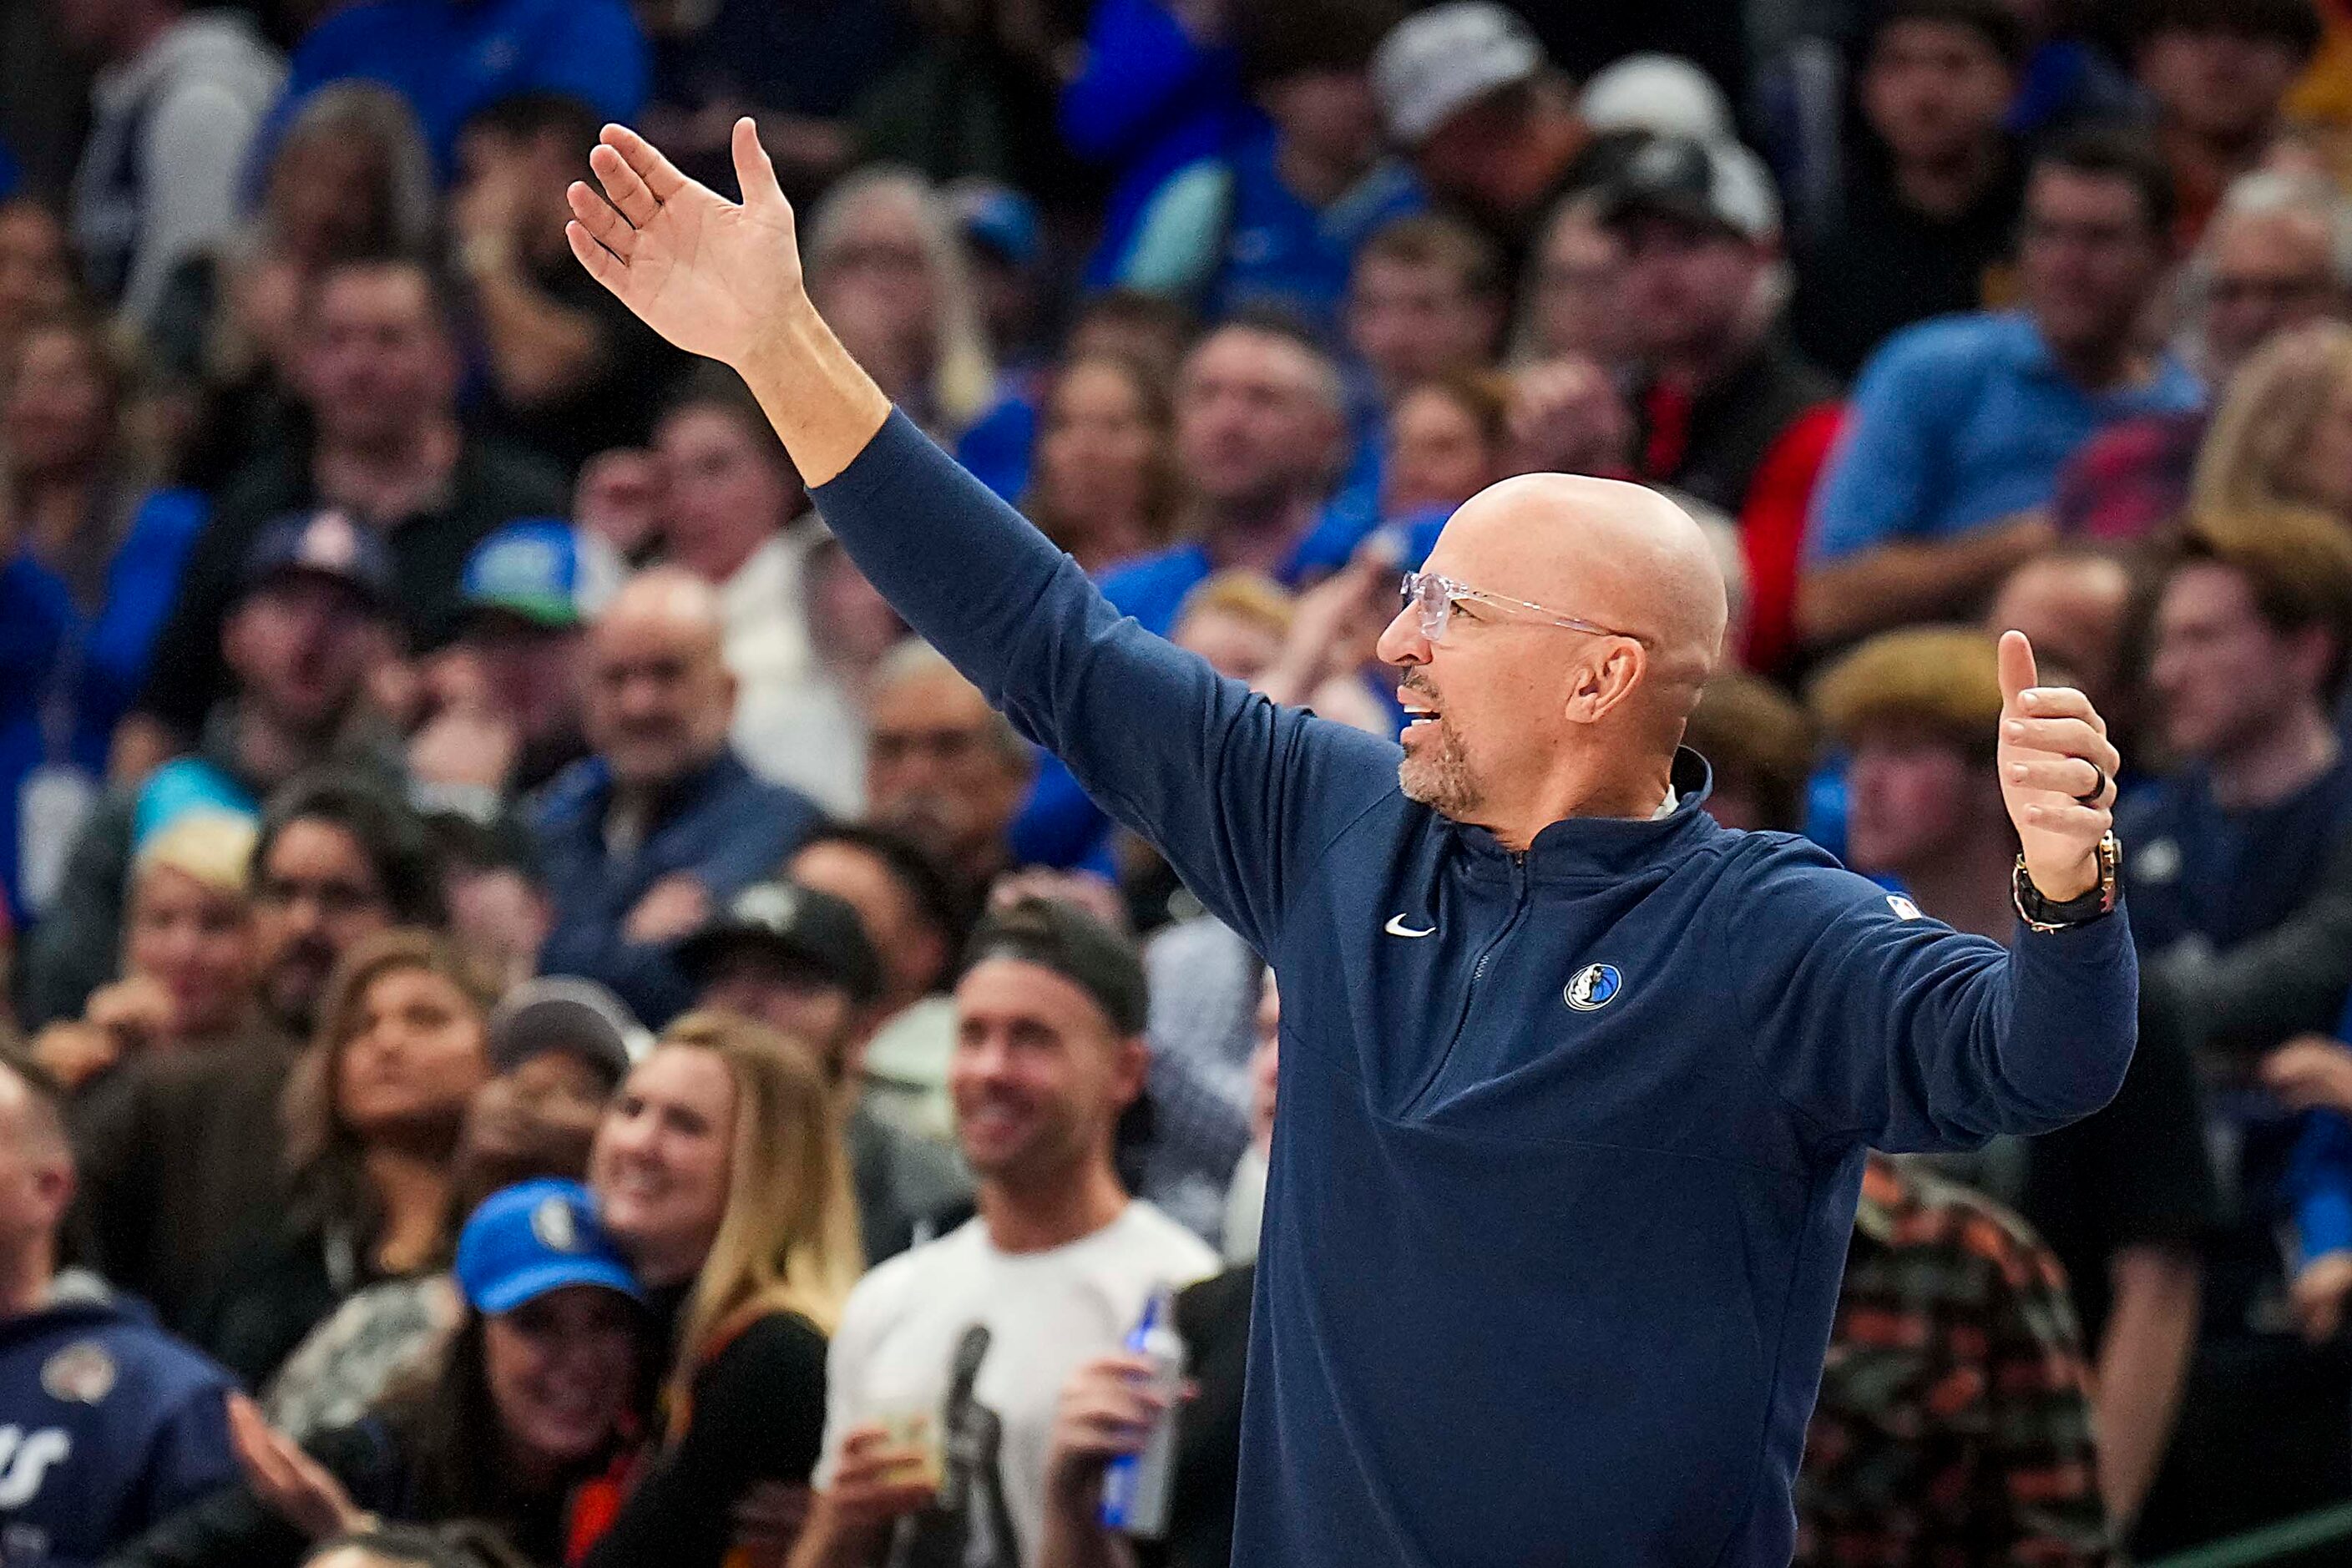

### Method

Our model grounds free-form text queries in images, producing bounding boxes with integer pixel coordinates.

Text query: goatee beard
[1399,720,1483,817]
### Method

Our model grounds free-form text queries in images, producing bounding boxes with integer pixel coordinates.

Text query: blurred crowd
[13,0,2352,1563]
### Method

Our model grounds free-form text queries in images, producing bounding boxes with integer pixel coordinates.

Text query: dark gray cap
[487,977,639,1088]
[959,896,1147,1035]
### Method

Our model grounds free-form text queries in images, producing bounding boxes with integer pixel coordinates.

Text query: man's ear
[1563,640,1647,726]
[1109,1034,1151,1113]
[34,1157,74,1228]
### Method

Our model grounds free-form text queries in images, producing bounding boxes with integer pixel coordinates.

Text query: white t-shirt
[817,1201,1217,1567]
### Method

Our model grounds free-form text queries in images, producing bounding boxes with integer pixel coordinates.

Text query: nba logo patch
[1564,964,1622,1013]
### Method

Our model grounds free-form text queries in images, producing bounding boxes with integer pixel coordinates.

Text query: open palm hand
[566,119,805,369]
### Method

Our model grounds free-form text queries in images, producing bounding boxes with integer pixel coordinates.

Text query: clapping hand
[228,1393,369,1541]
[1995,631,2120,903]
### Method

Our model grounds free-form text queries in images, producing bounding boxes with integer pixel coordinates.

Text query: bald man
[569,122,2138,1568]
[533,567,825,1027]
[0,1051,241,1560]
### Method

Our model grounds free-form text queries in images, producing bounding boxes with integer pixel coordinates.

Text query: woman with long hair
[2192,320,2352,522]
[31,812,260,1090]
[114,1180,645,1568]
[802,166,996,441]
[196,929,498,1389]
[1024,351,1181,575]
[581,1011,863,1568]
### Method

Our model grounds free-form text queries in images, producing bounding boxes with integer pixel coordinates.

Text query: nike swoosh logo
[1384,914,1437,938]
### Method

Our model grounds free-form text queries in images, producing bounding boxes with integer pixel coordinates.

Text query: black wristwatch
[2012,832,2122,933]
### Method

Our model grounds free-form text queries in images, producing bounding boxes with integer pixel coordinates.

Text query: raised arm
[566,122,1395,951]
[1738,633,2137,1150]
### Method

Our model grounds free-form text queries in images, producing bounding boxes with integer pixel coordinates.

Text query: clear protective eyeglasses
[1398,569,1644,645]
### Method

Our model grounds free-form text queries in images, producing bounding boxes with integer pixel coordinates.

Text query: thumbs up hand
[1995,630,2121,903]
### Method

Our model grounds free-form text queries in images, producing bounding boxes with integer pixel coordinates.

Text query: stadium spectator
[1369,3,1628,251]
[23,510,401,1029]
[70,774,444,1333]
[131,255,570,746]
[2056,173,2352,541]
[1509,192,1630,368]
[802,167,995,443]
[0,196,75,356]
[2186,173,2352,382]
[948,180,1047,372]
[407,520,620,804]
[2189,320,2352,522]
[1810,625,2219,1526]
[1136,906,1262,1246]
[674,878,971,1264]
[1802,131,2200,649]
[1170,571,1294,685]
[1379,372,1509,518]
[260,989,628,1441]
[1040,979,1283,1565]
[1023,352,1181,576]
[2132,0,2323,245]
[1098,317,1351,636]
[0,1046,241,1565]
[58,0,282,327]
[2120,512,2352,1550]
[650,368,823,792]
[786,824,973,1150]
[1793,1154,2109,1565]
[731,534,909,822]
[29,812,257,1091]
[580,1011,863,1568]
[113,1179,644,1568]
[1343,215,1505,412]
[534,569,823,1030]
[947,286,1197,515]
[791,899,1216,1565]
[1682,672,1815,835]
[1600,134,1840,675]
[0,311,213,923]
[1789,0,2026,381]
[453,92,687,471]
[1060,0,1247,296]
[1105,0,1415,336]
[196,928,496,1388]
[864,641,1036,898]
[270,0,649,175]
[1985,549,2141,742]
[149,82,438,491]
[941,180,1049,503]
[419,807,550,994]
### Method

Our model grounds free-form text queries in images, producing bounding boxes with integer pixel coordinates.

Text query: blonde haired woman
[583,1010,864,1568]
[802,165,997,441]
[2193,320,2352,520]
[32,812,260,1090]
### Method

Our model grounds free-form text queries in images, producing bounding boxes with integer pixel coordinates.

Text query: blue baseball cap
[945,178,1039,268]
[238,508,395,608]
[460,519,622,630]
[455,1180,643,1316]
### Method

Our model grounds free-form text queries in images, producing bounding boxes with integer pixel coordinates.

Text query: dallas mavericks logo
[1564,964,1622,1012]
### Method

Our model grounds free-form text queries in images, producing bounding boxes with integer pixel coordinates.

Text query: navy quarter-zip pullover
[812,411,2137,1567]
